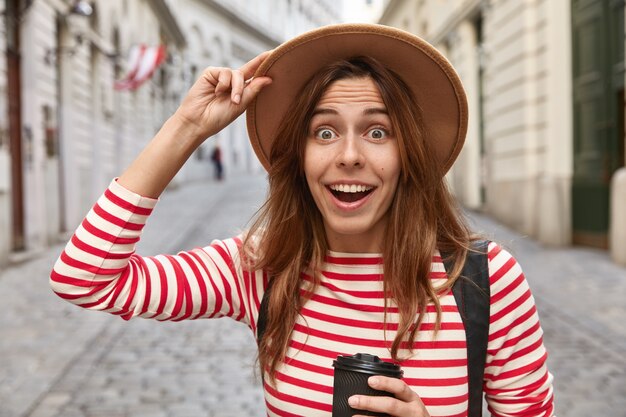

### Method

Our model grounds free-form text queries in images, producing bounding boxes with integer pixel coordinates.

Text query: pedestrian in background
[210,142,223,180]
[50,24,555,416]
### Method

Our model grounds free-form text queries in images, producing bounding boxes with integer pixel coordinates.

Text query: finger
[348,394,402,416]
[239,50,272,79]
[201,67,221,87]
[215,70,233,94]
[350,394,428,417]
[369,376,419,402]
[230,69,245,104]
[239,76,273,107]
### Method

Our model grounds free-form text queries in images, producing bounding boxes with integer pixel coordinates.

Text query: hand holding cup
[332,353,430,417]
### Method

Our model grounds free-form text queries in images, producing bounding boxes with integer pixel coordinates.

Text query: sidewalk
[0,173,625,416]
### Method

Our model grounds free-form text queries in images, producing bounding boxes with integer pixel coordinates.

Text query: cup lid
[333,353,403,378]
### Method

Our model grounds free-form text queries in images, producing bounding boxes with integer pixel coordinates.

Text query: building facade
[0,0,343,268]
[380,0,626,264]
[1,0,186,268]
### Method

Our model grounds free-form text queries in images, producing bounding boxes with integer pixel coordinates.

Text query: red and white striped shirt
[50,180,555,417]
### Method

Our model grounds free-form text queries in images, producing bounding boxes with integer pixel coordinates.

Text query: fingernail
[369,376,379,386]
[348,396,358,407]
[233,94,241,104]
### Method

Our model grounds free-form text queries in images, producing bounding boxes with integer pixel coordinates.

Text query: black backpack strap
[256,277,274,344]
[443,240,491,417]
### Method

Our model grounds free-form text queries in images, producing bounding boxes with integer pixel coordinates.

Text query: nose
[336,133,363,168]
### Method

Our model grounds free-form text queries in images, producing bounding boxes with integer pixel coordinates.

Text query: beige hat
[246,23,468,174]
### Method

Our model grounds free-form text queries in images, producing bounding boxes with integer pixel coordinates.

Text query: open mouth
[328,184,375,203]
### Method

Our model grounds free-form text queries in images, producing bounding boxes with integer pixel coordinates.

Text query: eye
[315,128,337,140]
[367,128,388,140]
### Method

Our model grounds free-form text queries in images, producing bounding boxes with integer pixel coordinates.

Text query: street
[0,172,625,417]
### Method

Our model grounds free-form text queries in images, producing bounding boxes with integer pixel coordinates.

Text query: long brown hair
[243,57,472,384]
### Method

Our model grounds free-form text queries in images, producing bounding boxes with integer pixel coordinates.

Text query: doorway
[571,0,625,247]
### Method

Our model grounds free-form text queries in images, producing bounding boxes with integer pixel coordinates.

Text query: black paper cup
[332,353,403,417]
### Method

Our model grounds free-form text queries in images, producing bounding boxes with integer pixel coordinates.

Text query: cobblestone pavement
[0,173,625,417]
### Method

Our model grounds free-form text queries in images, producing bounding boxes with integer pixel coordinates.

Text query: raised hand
[173,50,273,142]
[116,51,272,198]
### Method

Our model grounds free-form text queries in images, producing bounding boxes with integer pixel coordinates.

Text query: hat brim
[246,23,468,173]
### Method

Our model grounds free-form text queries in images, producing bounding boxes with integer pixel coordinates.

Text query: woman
[51,24,555,416]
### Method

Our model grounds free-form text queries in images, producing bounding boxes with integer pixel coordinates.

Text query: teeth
[329,184,374,193]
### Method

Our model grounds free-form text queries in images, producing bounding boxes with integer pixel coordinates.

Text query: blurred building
[0,0,343,268]
[0,0,186,268]
[343,0,385,22]
[380,0,626,263]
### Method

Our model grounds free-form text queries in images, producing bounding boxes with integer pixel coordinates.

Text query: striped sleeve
[49,179,261,325]
[484,242,555,417]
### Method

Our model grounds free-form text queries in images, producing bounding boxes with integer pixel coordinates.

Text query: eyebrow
[311,107,389,116]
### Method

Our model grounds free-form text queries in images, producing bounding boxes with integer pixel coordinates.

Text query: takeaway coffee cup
[332,353,404,417]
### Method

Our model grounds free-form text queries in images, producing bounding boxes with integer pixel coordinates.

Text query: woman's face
[304,76,401,253]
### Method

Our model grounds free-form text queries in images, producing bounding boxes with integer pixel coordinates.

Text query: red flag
[114,44,167,91]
